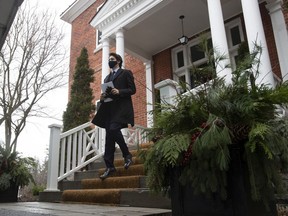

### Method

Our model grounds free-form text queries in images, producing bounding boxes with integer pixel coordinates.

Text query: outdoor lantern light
[178,15,188,45]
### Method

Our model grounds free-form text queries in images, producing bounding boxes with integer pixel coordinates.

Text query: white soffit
[0,0,24,50]
[90,0,172,38]
[60,0,96,24]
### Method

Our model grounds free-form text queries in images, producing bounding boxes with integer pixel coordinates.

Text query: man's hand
[100,93,107,101]
[111,88,119,95]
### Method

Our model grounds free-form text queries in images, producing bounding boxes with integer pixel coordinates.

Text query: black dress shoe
[124,156,132,169]
[99,167,116,180]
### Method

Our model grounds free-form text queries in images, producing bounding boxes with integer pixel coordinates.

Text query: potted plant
[140,44,288,215]
[0,143,36,202]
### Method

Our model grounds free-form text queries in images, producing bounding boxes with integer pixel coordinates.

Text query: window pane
[190,45,205,62]
[177,51,184,68]
[231,26,241,46]
[179,75,187,92]
[190,62,214,88]
[207,38,213,50]
[97,31,102,45]
[179,74,186,84]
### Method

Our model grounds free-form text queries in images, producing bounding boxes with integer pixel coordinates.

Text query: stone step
[44,141,171,210]
[88,155,143,171]
[62,188,171,209]
[74,163,144,181]
[60,175,147,192]
[82,175,147,189]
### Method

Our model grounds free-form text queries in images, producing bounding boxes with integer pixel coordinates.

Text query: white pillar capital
[266,0,282,13]
[115,28,125,36]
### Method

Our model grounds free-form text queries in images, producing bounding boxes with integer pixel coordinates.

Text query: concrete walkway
[0,202,172,216]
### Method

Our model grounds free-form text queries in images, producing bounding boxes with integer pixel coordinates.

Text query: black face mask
[108,60,117,68]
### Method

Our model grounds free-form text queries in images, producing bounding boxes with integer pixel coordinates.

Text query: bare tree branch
[0,2,68,153]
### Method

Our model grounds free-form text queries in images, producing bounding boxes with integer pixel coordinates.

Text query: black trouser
[104,122,131,168]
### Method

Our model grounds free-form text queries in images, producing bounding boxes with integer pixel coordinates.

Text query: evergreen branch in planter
[140,42,288,208]
[0,143,36,192]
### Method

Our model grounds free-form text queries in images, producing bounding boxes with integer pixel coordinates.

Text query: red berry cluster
[180,122,208,166]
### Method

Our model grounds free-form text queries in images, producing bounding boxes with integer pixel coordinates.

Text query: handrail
[46,122,147,191]
[58,122,103,182]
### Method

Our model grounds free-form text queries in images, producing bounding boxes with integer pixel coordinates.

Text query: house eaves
[60,0,96,24]
[0,0,24,50]
[90,0,172,39]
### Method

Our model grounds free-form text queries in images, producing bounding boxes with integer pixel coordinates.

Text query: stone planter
[170,144,277,216]
[0,182,19,202]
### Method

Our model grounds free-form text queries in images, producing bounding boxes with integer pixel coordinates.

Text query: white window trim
[225,18,245,50]
[225,18,245,69]
[187,34,211,66]
[94,3,104,53]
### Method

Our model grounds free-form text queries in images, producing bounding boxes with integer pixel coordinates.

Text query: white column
[45,124,62,191]
[144,60,154,128]
[207,0,232,83]
[266,0,288,82]
[241,0,275,87]
[101,37,110,83]
[115,28,125,68]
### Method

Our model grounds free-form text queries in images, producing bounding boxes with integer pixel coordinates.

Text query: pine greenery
[140,43,288,207]
[62,47,95,132]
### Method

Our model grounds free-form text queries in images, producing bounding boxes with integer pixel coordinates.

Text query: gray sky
[16,0,75,162]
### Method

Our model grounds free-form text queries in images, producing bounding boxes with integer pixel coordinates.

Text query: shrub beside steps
[60,143,171,209]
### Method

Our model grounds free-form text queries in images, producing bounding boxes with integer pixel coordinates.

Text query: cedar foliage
[140,42,288,208]
[62,47,95,132]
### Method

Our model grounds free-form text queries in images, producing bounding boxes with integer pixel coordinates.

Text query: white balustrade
[46,122,147,190]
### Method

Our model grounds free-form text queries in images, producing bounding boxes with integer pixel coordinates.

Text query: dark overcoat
[91,69,136,128]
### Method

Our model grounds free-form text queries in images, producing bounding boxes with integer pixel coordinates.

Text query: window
[190,45,205,62]
[190,62,215,88]
[226,18,245,69]
[176,51,184,68]
[172,18,244,90]
[96,30,102,48]
[230,26,241,46]
[172,35,214,89]
[95,3,104,51]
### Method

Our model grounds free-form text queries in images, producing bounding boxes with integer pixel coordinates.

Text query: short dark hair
[109,52,123,68]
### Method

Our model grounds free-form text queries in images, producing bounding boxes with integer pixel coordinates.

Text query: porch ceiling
[119,0,243,59]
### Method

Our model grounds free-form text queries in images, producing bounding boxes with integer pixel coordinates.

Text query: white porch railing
[45,122,147,191]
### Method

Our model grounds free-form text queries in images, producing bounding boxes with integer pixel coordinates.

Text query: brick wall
[69,1,102,101]
[69,1,147,127]
[283,0,288,29]
[260,2,281,79]
[125,54,147,127]
[153,49,173,84]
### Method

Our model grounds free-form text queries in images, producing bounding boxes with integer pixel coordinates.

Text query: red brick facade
[283,0,288,29]
[153,49,173,84]
[69,1,285,128]
[260,2,281,79]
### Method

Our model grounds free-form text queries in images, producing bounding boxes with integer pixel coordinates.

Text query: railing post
[45,124,62,191]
